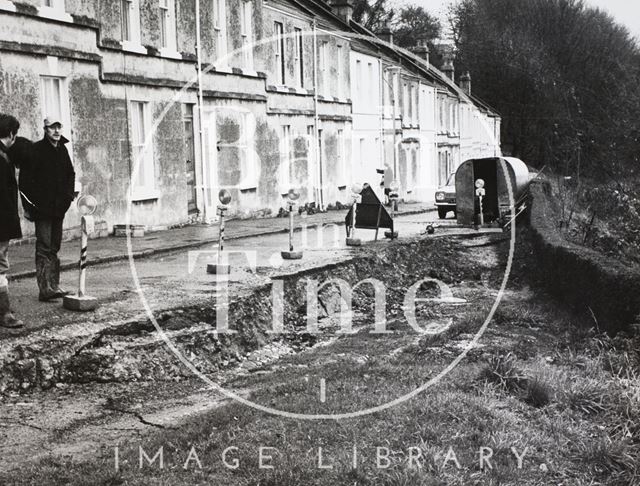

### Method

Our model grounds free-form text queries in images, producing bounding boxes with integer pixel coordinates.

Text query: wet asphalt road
[5,211,467,333]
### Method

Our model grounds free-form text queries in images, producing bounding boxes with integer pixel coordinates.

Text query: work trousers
[35,218,64,262]
[0,240,8,289]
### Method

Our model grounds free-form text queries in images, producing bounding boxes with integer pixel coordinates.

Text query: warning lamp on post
[63,195,99,311]
[346,183,363,247]
[385,180,400,239]
[207,189,232,275]
[281,188,303,260]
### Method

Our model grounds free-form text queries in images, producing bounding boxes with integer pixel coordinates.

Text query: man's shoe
[38,290,61,302]
[1,312,24,329]
[50,258,70,298]
[36,257,60,302]
[0,292,24,328]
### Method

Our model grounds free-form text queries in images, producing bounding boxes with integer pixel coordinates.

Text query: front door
[317,128,324,209]
[182,104,198,216]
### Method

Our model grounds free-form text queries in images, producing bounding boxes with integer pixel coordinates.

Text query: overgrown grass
[4,241,640,486]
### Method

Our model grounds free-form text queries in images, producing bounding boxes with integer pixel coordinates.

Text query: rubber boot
[0,291,24,328]
[49,257,69,298]
[36,257,59,302]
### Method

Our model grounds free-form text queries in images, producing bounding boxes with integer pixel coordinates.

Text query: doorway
[317,128,324,209]
[473,159,499,222]
[182,104,198,216]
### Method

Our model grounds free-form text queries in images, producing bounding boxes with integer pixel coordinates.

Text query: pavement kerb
[9,207,436,281]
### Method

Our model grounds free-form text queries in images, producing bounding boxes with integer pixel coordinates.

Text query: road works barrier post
[207,189,232,275]
[385,179,400,239]
[63,195,99,312]
[282,188,303,260]
[346,183,363,247]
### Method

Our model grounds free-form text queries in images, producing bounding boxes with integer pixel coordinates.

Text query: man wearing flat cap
[19,116,76,302]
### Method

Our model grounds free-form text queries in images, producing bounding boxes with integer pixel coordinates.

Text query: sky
[402,0,640,42]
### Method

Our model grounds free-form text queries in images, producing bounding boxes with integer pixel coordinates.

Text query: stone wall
[528,179,640,334]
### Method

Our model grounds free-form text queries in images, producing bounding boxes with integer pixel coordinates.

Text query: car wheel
[438,207,448,219]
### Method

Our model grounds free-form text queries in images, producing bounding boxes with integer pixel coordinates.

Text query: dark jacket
[0,141,22,241]
[18,136,75,220]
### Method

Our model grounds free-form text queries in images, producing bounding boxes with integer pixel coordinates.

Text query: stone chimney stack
[329,0,354,23]
[460,71,471,95]
[442,52,455,81]
[377,23,393,45]
[413,40,430,65]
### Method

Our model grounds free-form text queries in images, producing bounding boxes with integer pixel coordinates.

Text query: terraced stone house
[0,0,500,238]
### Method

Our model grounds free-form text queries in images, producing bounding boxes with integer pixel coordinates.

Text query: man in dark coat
[19,116,76,302]
[0,114,24,328]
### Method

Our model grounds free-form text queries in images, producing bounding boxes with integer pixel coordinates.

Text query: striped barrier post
[217,205,226,262]
[78,216,89,296]
[385,179,400,239]
[207,189,232,275]
[64,195,99,311]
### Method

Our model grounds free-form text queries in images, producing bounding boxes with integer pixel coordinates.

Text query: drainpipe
[392,69,398,180]
[378,58,384,199]
[195,0,208,222]
[433,87,438,188]
[312,19,323,210]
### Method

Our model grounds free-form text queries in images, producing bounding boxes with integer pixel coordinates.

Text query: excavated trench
[0,235,504,394]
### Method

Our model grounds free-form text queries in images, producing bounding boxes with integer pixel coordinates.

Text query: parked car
[435,173,456,219]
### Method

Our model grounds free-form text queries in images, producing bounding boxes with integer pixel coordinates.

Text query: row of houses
[0,0,501,236]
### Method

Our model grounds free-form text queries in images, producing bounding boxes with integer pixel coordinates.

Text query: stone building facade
[0,0,500,239]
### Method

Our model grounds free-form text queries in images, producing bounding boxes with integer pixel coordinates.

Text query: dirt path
[1,234,509,477]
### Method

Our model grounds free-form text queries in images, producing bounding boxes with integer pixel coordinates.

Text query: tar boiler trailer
[455,157,531,226]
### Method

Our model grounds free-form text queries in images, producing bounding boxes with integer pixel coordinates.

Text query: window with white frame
[240,1,254,70]
[41,76,63,122]
[410,147,418,189]
[122,0,131,40]
[403,83,409,122]
[39,0,71,21]
[130,101,156,197]
[213,0,227,65]
[306,124,315,172]
[367,62,373,101]
[393,72,399,113]
[40,74,75,160]
[294,28,303,87]
[238,111,258,189]
[438,151,448,186]
[320,41,329,97]
[337,128,345,183]
[274,22,285,85]
[337,45,344,98]
[159,0,178,52]
[454,105,459,133]
[408,84,414,123]
[121,0,142,47]
[412,84,418,124]
[280,125,291,191]
[383,69,391,116]
[449,103,455,133]
[355,60,362,105]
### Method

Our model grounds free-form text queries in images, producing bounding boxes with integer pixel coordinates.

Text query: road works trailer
[455,157,531,226]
